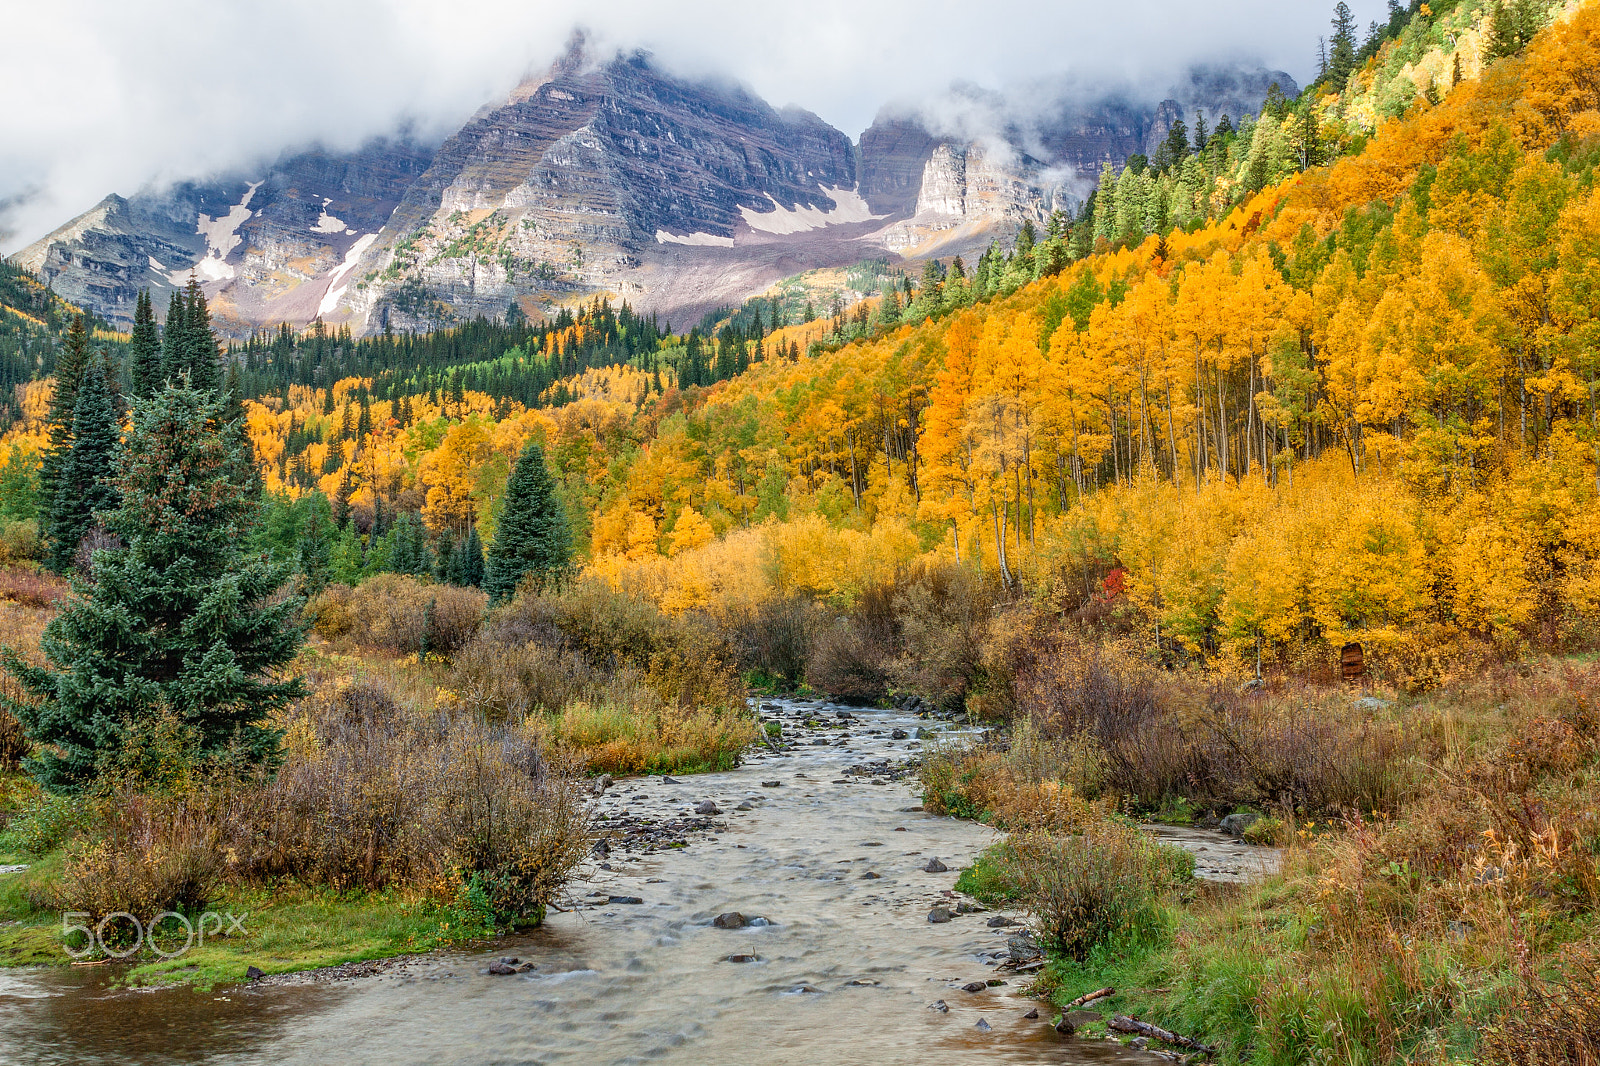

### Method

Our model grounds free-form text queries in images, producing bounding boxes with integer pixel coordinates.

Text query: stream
[0,699,1267,1065]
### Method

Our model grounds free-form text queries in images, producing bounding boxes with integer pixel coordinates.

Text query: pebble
[860,871,881,879]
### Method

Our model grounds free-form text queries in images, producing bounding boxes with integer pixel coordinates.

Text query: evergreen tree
[296,492,334,592]
[2,383,304,793]
[434,528,456,584]
[160,290,188,383]
[46,360,121,573]
[389,511,431,576]
[455,524,485,588]
[181,277,222,391]
[39,316,93,572]
[483,442,570,603]
[328,524,364,586]
[128,290,163,399]
[1329,2,1358,86]
[1163,117,1190,165]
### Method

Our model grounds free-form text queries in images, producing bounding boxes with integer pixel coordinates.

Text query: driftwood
[1109,1015,1216,1053]
[1065,987,1116,1009]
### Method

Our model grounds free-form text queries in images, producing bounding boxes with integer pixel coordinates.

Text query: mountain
[11,137,434,334]
[858,64,1296,254]
[10,48,1295,335]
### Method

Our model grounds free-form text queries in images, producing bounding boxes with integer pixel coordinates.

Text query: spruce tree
[161,290,189,383]
[128,290,163,399]
[181,277,222,391]
[1329,2,1357,86]
[456,524,485,588]
[45,360,121,574]
[2,383,305,793]
[39,316,93,573]
[433,529,456,583]
[483,442,571,604]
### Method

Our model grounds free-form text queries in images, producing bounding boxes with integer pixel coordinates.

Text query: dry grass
[537,700,753,774]
[0,567,66,608]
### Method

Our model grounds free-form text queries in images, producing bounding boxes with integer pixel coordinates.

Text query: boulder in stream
[713,912,748,929]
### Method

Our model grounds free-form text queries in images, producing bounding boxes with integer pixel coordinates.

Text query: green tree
[483,442,571,603]
[295,492,335,593]
[160,290,188,384]
[45,360,121,573]
[39,315,93,554]
[454,524,485,588]
[128,289,162,399]
[0,445,41,522]
[1329,2,1358,86]
[328,524,365,586]
[2,383,305,793]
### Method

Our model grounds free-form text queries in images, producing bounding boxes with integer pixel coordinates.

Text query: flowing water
[0,700,1214,1066]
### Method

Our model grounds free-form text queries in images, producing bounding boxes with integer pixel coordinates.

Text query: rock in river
[713,912,748,929]
[695,800,721,815]
[923,858,948,873]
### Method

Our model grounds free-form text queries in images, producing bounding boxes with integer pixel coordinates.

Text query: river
[0,699,1237,1065]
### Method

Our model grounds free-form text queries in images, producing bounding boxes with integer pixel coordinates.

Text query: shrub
[53,793,221,930]
[719,593,821,689]
[806,618,891,702]
[0,521,42,565]
[7,792,92,856]
[0,566,66,608]
[1003,825,1192,960]
[341,574,487,654]
[540,700,754,774]
[0,706,27,773]
[1479,949,1600,1065]
[247,677,590,925]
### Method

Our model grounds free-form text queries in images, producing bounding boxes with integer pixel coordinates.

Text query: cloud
[0,0,1387,253]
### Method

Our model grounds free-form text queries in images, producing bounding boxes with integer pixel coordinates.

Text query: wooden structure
[1340,642,1365,682]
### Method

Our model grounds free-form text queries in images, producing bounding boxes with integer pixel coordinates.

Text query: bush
[1003,826,1192,961]
[540,700,753,774]
[0,706,27,773]
[0,566,65,608]
[719,594,821,690]
[1479,949,1600,1065]
[333,574,487,654]
[806,619,892,702]
[247,678,589,924]
[0,521,42,565]
[7,792,91,856]
[53,793,221,930]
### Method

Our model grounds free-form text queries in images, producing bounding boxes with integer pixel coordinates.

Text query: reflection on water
[0,703,1141,1066]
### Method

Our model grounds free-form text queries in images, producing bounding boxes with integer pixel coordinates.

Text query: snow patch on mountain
[318,232,377,316]
[193,180,262,281]
[311,198,348,234]
[739,185,884,235]
[655,229,734,248]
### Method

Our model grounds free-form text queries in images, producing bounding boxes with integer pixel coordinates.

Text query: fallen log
[1109,1015,1216,1053]
[1065,987,1116,1009]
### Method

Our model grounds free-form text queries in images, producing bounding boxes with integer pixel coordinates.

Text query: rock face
[13,137,434,331]
[343,46,863,333]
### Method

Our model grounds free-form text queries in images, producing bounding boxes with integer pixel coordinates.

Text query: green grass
[0,863,503,990]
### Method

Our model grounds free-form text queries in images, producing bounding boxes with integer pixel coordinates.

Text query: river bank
[0,698,1168,1065]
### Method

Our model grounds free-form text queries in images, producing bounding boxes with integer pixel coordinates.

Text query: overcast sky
[0,0,1386,253]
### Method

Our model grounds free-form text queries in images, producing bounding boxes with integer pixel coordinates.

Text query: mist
[0,0,1388,254]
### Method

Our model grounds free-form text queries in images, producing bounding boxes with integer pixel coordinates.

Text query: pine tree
[178,277,222,391]
[296,493,334,593]
[1163,117,1190,165]
[483,442,571,603]
[160,290,188,384]
[39,316,94,572]
[128,290,163,399]
[2,383,305,793]
[1329,2,1358,86]
[434,528,456,583]
[46,360,121,573]
[456,524,485,587]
